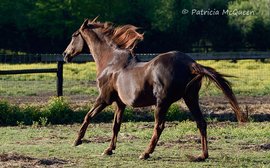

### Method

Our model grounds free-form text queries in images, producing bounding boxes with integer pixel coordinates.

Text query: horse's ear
[91,15,99,23]
[80,18,89,30]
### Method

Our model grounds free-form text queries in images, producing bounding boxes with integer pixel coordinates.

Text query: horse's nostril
[62,52,67,57]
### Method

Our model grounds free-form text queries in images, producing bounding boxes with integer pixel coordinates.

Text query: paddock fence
[0,52,270,104]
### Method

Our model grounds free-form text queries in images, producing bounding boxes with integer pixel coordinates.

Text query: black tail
[187,63,247,122]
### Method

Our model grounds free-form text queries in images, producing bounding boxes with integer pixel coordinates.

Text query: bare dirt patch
[83,136,111,144]
[240,143,270,151]
[158,135,221,149]
[119,133,139,142]
[200,96,270,115]
[199,96,270,121]
[0,152,70,168]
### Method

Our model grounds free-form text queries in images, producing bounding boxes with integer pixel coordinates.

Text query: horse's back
[150,51,195,65]
[149,51,196,82]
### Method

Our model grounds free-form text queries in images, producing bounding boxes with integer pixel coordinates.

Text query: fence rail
[0,68,57,75]
[0,61,63,96]
[1,51,270,63]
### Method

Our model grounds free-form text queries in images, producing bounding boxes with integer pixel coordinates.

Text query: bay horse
[63,18,246,161]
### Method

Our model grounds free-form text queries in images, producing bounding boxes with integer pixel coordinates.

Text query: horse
[63,18,247,161]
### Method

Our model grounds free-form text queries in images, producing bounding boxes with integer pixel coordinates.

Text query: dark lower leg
[74,102,107,146]
[140,122,165,159]
[103,102,125,155]
[140,104,167,159]
[184,91,208,161]
[199,120,208,159]
[185,119,208,162]
[191,120,208,161]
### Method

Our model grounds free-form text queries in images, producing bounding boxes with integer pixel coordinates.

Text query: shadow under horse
[63,17,247,161]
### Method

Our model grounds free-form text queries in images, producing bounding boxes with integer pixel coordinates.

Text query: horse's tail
[187,63,247,122]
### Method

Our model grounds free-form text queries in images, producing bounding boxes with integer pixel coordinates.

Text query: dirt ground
[0,153,72,168]
[1,95,270,119]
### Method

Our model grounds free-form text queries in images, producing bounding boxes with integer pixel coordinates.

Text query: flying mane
[98,22,144,51]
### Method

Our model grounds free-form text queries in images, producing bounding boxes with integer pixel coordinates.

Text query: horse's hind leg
[74,98,108,146]
[184,88,208,161]
[103,100,126,155]
[139,102,169,160]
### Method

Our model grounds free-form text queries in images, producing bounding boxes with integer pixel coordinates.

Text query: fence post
[57,61,63,96]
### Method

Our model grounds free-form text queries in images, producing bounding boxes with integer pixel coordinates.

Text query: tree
[228,0,270,50]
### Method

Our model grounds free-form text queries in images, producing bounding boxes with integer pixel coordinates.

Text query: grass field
[0,121,269,167]
[1,60,270,167]
[1,60,270,97]
[0,62,98,97]
[197,60,270,96]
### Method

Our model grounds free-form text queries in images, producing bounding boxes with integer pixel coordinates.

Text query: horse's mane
[99,22,144,51]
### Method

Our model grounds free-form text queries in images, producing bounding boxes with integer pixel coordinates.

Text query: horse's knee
[154,122,165,135]
[158,123,165,131]
[196,120,207,131]
[83,115,91,124]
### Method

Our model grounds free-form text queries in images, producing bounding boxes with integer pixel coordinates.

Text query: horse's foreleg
[139,103,168,159]
[74,99,107,146]
[103,101,126,155]
[184,95,208,162]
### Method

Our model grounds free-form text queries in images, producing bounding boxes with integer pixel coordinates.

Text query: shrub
[21,106,41,125]
[43,97,73,124]
[0,100,21,126]
[166,104,190,121]
[0,98,192,126]
[0,97,74,126]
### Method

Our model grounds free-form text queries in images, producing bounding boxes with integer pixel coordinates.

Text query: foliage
[0,0,269,53]
[0,97,76,126]
[228,0,270,50]
[0,97,190,126]
[166,103,190,121]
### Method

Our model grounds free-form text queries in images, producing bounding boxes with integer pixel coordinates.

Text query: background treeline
[0,0,270,54]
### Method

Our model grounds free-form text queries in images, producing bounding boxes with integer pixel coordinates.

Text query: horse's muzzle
[62,52,72,63]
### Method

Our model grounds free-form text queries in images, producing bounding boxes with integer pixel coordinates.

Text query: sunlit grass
[1,60,270,96]
[198,60,270,96]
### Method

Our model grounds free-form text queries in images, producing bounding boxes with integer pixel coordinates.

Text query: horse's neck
[81,28,137,74]
[81,29,114,74]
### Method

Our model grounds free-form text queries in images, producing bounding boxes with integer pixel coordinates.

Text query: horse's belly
[117,87,156,107]
[131,91,156,107]
[117,79,156,107]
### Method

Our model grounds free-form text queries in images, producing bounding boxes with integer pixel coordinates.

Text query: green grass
[198,60,270,96]
[0,121,269,167]
[1,60,270,97]
[0,62,98,97]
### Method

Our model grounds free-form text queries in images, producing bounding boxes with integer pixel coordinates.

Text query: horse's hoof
[73,139,82,146]
[102,149,113,156]
[139,153,150,160]
[186,154,206,162]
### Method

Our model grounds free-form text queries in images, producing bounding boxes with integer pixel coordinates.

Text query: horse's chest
[96,73,118,103]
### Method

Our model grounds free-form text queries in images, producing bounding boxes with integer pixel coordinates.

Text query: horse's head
[63,16,144,62]
[62,30,85,62]
[62,17,103,62]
